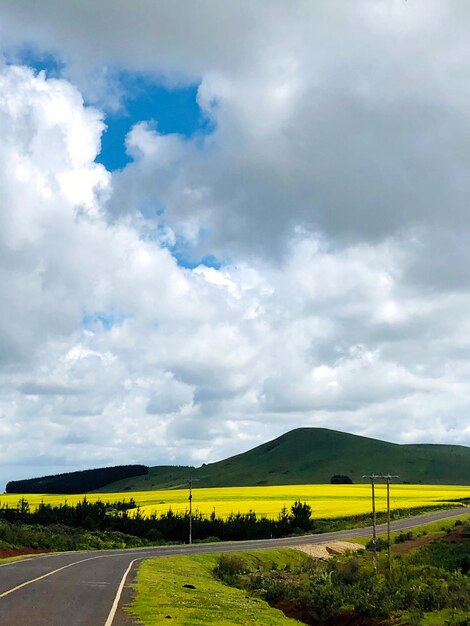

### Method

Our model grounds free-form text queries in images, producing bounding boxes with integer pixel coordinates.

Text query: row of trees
[0,497,313,543]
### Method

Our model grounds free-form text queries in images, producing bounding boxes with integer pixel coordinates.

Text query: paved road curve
[0,507,467,626]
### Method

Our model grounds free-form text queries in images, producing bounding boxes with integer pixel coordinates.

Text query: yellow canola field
[1,484,470,520]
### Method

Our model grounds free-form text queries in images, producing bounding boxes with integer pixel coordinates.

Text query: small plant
[213,554,247,585]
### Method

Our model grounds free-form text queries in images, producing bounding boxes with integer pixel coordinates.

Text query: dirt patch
[0,547,48,559]
[293,541,363,560]
[392,533,437,554]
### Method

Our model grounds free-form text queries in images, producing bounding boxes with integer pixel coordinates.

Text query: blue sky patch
[82,311,127,331]
[7,48,213,172]
[173,252,222,270]
[96,72,214,171]
[6,45,65,78]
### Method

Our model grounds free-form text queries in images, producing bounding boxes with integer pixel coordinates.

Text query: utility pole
[188,469,193,545]
[363,473,399,575]
[382,473,399,573]
[362,473,380,574]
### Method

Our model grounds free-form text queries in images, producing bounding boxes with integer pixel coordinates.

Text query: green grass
[129,542,470,626]
[127,548,309,625]
[420,609,470,625]
[0,554,37,564]
[100,428,470,491]
[394,609,470,625]
[93,465,193,493]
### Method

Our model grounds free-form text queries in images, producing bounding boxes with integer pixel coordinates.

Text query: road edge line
[104,557,142,626]
[0,554,107,599]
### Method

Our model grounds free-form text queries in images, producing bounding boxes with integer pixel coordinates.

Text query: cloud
[1,4,470,487]
[4,2,470,258]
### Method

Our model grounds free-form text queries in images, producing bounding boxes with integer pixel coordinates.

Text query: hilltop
[94,428,470,492]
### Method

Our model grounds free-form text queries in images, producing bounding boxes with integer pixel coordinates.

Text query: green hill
[96,428,470,492]
[93,465,194,493]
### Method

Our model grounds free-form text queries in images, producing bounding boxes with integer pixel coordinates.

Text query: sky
[1,0,470,488]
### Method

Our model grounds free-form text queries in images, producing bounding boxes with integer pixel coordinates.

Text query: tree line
[5,465,149,494]
[0,497,313,543]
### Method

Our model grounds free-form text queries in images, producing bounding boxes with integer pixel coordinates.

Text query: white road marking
[104,558,142,626]
[0,554,112,598]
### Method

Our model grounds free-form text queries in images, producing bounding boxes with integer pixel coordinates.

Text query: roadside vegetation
[128,519,470,626]
[353,512,470,547]
[127,549,309,625]
[0,498,315,550]
[0,520,152,553]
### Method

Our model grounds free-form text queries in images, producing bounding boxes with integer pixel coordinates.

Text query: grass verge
[0,554,38,565]
[127,548,309,625]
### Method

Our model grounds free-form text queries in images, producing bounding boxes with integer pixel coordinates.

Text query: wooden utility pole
[363,473,380,574]
[383,474,399,573]
[189,470,193,545]
[363,473,399,574]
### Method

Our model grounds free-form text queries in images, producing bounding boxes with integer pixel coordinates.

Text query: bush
[308,577,344,620]
[194,536,221,543]
[213,555,248,585]
[394,531,414,544]
[366,537,388,552]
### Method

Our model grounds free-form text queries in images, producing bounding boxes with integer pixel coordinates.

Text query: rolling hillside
[6,464,149,494]
[96,428,470,491]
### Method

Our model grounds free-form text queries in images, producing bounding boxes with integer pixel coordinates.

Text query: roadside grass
[352,511,470,546]
[420,609,470,625]
[127,548,309,625]
[0,554,37,565]
[394,609,470,625]
[128,540,470,626]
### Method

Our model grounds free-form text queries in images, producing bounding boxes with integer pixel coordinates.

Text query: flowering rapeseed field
[1,484,469,519]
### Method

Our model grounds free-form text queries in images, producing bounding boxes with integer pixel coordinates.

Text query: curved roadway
[0,507,467,626]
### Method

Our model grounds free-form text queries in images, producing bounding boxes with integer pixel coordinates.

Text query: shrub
[213,555,247,585]
[394,531,414,544]
[366,537,388,552]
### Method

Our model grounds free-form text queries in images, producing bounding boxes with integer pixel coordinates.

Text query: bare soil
[391,533,437,554]
[0,547,48,559]
[385,524,470,554]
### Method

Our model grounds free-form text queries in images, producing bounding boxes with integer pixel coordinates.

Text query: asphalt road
[0,507,467,626]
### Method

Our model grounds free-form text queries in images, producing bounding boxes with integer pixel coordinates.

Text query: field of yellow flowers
[1,483,469,519]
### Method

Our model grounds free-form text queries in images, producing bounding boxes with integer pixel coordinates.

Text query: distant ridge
[95,428,470,492]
